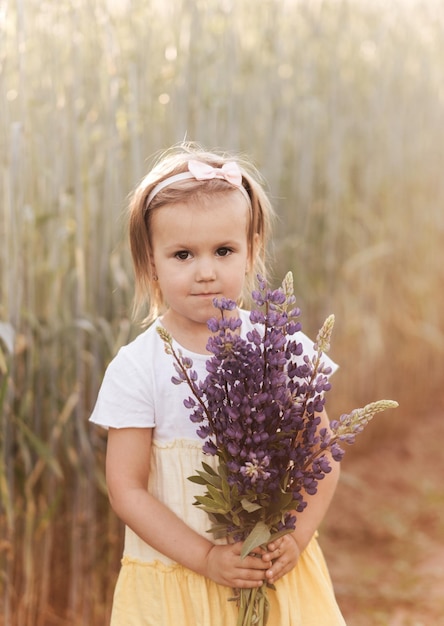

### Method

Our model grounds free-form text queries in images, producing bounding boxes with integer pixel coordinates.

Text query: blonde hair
[128,142,275,324]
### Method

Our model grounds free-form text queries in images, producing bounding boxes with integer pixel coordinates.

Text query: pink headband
[146,159,251,207]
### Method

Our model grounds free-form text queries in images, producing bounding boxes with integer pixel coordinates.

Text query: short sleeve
[89,345,155,429]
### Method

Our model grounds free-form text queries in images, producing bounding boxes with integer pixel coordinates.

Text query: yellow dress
[90,315,346,625]
[109,440,346,626]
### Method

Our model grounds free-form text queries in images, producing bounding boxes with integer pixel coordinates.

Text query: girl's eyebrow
[165,238,241,250]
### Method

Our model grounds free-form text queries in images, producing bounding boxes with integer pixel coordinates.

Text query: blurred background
[1,0,443,624]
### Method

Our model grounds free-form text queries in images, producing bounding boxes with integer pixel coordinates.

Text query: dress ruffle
[111,537,345,626]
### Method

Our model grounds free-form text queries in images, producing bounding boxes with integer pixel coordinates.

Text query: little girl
[90,144,346,625]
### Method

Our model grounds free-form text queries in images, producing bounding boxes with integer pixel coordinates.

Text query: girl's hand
[261,534,301,584]
[205,543,268,589]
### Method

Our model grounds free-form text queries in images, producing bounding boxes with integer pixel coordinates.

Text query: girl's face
[150,190,252,334]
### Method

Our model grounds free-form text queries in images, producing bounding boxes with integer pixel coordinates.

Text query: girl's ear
[150,255,158,281]
[247,233,261,271]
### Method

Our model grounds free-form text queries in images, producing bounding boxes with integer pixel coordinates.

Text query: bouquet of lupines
[157,272,398,626]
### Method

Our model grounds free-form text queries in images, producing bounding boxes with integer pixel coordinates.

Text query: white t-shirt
[89,310,338,444]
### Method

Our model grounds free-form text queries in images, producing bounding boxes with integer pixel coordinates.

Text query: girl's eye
[216,247,232,257]
[175,250,191,260]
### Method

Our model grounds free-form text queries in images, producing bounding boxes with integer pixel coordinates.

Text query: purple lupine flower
[157,272,398,626]
[182,276,337,517]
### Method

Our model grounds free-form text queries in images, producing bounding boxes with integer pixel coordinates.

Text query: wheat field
[1,0,444,624]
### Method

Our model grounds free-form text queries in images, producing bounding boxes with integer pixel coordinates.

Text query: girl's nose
[195,258,216,281]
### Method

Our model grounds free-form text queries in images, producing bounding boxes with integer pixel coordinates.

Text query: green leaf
[206,483,227,506]
[218,462,228,480]
[208,528,228,540]
[188,474,207,485]
[208,512,229,525]
[241,521,271,558]
[197,469,222,489]
[207,521,231,540]
[232,511,241,527]
[221,476,231,504]
[194,496,229,514]
[201,461,218,476]
[240,498,262,513]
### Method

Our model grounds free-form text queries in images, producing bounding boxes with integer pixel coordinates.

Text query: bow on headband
[146,159,250,207]
[188,160,243,187]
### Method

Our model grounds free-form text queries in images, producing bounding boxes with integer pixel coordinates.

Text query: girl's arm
[261,409,340,583]
[106,426,268,589]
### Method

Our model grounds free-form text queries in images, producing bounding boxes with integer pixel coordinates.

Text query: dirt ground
[320,411,444,626]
